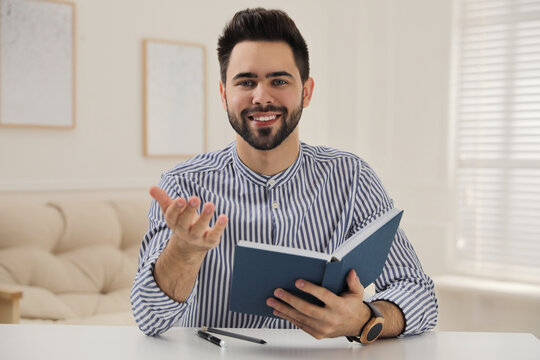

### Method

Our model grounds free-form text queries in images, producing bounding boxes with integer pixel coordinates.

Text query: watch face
[366,323,383,342]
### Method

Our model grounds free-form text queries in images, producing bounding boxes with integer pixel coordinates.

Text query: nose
[252,83,274,105]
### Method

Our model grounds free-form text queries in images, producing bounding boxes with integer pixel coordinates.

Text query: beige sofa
[0,198,150,325]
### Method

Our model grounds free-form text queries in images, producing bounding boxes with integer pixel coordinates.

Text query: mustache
[241,105,288,118]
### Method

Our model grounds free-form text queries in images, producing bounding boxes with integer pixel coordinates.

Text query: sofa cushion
[0,201,63,251]
[58,288,132,318]
[0,247,77,292]
[1,284,77,320]
[109,199,150,250]
[0,198,148,324]
[49,201,123,253]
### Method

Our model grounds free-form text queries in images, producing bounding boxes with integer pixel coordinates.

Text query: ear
[219,81,228,111]
[302,77,314,108]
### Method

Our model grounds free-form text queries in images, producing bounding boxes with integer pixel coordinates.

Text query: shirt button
[272,201,279,209]
[268,179,276,187]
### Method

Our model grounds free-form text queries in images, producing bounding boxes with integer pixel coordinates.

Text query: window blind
[454,0,540,282]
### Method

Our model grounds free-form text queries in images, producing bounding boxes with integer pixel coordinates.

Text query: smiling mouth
[248,114,281,122]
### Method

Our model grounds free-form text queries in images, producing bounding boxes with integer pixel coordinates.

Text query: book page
[237,241,332,261]
[332,208,402,260]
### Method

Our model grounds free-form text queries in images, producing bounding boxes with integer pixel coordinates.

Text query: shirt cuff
[367,284,437,337]
[131,253,198,336]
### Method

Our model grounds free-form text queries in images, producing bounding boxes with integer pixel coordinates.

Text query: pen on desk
[202,326,267,344]
[197,330,225,347]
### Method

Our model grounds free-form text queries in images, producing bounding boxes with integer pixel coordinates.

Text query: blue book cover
[228,208,404,318]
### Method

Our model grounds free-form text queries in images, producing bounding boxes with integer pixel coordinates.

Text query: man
[131,8,438,342]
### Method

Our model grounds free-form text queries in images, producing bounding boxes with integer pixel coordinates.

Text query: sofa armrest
[0,286,23,324]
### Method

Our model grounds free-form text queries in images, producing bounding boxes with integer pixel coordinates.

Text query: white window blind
[454,0,540,283]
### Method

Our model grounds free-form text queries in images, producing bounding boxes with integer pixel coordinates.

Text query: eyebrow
[232,71,294,80]
[266,71,293,78]
[233,72,257,80]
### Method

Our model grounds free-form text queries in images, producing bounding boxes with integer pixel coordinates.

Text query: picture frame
[143,39,207,157]
[0,0,76,129]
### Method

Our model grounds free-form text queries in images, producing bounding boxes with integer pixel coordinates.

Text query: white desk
[1,324,539,360]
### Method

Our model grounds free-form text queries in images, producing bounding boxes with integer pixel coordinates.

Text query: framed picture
[0,0,76,128]
[143,39,206,157]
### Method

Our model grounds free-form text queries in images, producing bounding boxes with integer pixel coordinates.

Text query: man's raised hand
[149,186,228,256]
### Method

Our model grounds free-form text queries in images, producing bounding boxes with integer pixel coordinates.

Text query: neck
[235,131,300,176]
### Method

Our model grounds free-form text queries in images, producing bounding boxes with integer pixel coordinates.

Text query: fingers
[266,281,336,323]
[294,279,339,307]
[175,197,200,230]
[271,308,324,340]
[149,186,175,213]
[149,187,228,249]
[158,195,203,234]
[346,270,364,295]
[266,296,318,329]
[189,202,214,237]
[149,187,193,227]
[268,272,368,340]
[204,215,228,242]
[267,293,332,340]
[267,287,332,333]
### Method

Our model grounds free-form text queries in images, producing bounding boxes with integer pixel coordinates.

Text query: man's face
[220,41,313,151]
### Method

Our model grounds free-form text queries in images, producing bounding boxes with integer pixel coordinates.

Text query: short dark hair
[217,8,310,84]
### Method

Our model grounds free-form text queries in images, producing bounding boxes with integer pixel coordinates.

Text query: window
[453,0,540,283]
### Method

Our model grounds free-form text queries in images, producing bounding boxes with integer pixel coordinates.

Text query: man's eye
[237,80,254,87]
[273,79,287,86]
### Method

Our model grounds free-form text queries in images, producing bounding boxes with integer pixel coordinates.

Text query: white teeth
[253,115,277,122]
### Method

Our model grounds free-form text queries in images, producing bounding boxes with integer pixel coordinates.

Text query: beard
[226,98,304,151]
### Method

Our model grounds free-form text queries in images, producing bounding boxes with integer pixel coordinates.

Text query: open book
[228,208,403,317]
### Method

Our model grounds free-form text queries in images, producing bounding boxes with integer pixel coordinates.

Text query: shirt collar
[231,141,304,188]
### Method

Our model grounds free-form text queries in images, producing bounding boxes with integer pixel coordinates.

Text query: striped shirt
[131,141,438,336]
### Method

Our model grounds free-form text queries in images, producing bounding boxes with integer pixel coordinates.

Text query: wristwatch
[347,301,385,344]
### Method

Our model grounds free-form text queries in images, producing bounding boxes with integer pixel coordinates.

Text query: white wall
[354,0,455,277]
[1,0,538,336]
[353,0,539,337]
[0,0,333,196]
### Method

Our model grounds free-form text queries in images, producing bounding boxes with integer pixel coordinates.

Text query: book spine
[321,261,346,295]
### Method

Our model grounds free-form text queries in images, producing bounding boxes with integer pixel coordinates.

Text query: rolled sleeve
[370,229,438,336]
[130,250,198,336]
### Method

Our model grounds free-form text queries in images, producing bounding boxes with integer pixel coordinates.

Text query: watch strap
[347,301,385,344]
